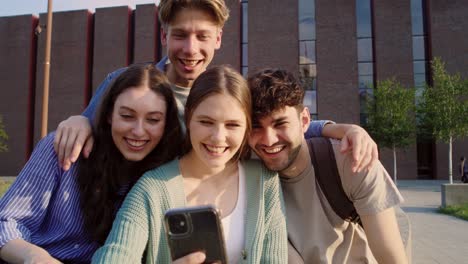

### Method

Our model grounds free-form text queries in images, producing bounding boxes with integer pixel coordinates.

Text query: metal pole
[41,0,53,138]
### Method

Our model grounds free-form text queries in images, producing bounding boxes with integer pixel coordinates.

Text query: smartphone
[164,205,228,264]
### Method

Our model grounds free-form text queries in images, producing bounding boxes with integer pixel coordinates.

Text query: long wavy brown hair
[183,65,252,161]
[77,64,183,244]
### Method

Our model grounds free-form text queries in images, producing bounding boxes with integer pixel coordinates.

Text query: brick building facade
[0,0,466,179]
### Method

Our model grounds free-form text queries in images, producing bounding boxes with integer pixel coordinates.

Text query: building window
[241,0,248,76]
[356,0,374,125]
[411,0,428,99]
[299,0,317,120]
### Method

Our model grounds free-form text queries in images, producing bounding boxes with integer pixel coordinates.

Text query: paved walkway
[398,180,468,264]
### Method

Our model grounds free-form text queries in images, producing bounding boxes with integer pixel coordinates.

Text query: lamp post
[41,0,53,138]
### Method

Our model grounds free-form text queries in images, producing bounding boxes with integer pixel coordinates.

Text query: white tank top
[221,163,246,263]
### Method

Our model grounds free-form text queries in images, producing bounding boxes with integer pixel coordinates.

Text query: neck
[180,151,238,181]
[280,139,310,179]
[166,64,193,88]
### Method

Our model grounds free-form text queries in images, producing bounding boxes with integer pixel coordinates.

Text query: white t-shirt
[221,163,246,263]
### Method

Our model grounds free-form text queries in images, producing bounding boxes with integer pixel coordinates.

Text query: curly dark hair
[248,68,305,122]
[77,64,183,244]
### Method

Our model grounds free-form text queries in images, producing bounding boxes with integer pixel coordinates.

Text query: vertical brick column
[0,15,37,175]
[211,0,241,70]
[34,10,92,144]
[315,0,359,123]
[249,0,298,75]
[429,0,468,179]
[92,6,132,93]
[373,0,417,180]
[134,4,159,64]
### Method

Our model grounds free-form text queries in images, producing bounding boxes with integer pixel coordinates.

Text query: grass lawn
[0,180,13,198]
[439,203,468,221]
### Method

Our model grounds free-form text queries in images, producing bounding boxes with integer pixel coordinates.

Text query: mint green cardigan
[92,159,287,263]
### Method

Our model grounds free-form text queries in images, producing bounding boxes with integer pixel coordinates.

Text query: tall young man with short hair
[54,0,378,174]
[248,68,408,264]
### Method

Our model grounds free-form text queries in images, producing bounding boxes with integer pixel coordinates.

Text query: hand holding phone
[165,205,228,264]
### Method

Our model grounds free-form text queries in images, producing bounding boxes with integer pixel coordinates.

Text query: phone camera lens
[169,214,189,235]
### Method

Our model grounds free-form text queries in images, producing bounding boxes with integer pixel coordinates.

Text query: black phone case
[164,205,228,264]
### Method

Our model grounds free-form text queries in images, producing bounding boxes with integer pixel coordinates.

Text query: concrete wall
[441,184,468,207]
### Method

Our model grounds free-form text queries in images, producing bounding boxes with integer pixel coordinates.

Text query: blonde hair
[158,0,229,28]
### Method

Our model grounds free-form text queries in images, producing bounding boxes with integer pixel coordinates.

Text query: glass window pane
[411,0,424,35]
[304,90,317,114]
[299,64,317,90]
[359,88,373,113]
[242,43,248,67]
[414,73,427,88]
[412,36,426,60]
[242,2,248,42]
[299,40,315,64]
[299,0,315,40]
[413,60,426,74]
[360,113,368,126]
[357,38,373,62]
[356,0,372,38]
[358,62,373,76]
[359,75,373,89]
[242,66,248,77]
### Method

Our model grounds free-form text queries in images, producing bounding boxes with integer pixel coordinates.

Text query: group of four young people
[0,0,406,263]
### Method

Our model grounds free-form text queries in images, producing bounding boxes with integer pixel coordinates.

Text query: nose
[259,127,278,147]
[131,120,145,137]
[211,125,227,142]
[183,35,198,55]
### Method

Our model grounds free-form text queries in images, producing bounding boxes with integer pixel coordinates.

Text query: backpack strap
[307,138,361,224]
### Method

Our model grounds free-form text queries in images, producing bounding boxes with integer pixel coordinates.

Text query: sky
[0,0,160,17]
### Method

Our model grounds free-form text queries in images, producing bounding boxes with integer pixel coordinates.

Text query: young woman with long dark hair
[0,64,183,263]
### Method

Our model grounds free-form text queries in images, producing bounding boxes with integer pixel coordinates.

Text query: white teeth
[205,145,226,154]
[181,59,199,67]
[264,146,283,154]
[126,139,147,148]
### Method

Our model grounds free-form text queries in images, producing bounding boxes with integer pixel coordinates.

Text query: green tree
[417,57,468,183]
[365,79,416,182]
[0,116,7,153]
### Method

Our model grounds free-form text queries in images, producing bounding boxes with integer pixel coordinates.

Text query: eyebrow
[196,114,243,123]
[118,106,164,115]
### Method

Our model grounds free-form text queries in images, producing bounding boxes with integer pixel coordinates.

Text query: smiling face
[110,85,167,161]
[187,93,247,169]
[249,106,310,173]
[161,8,222,88]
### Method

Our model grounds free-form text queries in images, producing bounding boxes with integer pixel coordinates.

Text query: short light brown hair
[158,0,230,28]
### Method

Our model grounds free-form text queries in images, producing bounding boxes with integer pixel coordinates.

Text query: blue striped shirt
[0,133,109,263]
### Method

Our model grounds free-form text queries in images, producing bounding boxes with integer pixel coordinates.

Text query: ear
[161,26,168,47]
[300,107,311,133]
[215,29,223,50]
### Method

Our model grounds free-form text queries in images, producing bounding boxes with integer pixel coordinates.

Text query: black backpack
[306,137,361,225]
